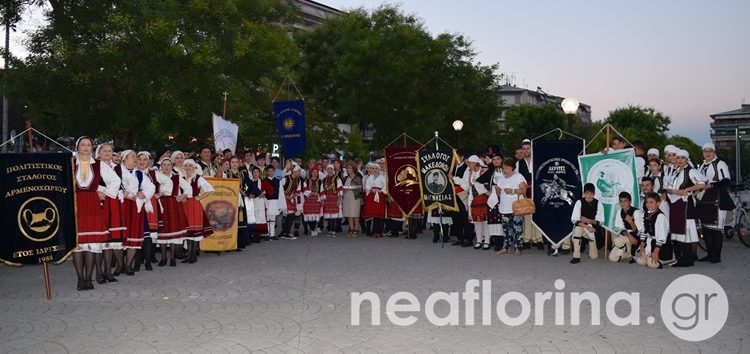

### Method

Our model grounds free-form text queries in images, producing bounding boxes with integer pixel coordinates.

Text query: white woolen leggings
[473,221,489,244]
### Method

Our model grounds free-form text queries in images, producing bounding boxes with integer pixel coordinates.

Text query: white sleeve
[179,176,193,197]
[571,201,582,225]
[717,161,731,182]
[99,163,121,198]
[690,169,706,185]
[595,202,604,223]
[615,213,624,231]
[140,173,156,200]
[634,209,644,233]
[198,176,214,193]
[655,214,669,246]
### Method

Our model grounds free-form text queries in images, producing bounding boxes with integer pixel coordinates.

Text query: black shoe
[536,243,545,250]
[175,254,187,260]
[697,256,710,262]
[104,274,117,282]
[84,280,94,290]
[482,243,491,250]
[188,257,197,264]
[124,267,135,276]
[461,241,472,247]
[181,257,190,263]
[672,262,694,268]
[452,241,462,246]
[628,258,636,264]
[96,275,107,284]
[522,242,531,250]
[77,280,86,291]
[112,268,122,277]
[570,258,581,264]
[294,231,300,237]
[150,256,159,263]
[133,264,140,272]
[157,259,167,267]
[145,263,153,271]
[169,259,176,267]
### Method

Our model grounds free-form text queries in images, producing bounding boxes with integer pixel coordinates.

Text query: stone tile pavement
[1,233,748,353]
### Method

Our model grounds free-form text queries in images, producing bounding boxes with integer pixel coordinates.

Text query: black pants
[702,227,723,262]
[432,224,450,242]
[367,218,384,235]
[452,202,473,243]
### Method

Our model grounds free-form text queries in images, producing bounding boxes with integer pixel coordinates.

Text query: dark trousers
[452,201,473,243]
[702,227,723,262]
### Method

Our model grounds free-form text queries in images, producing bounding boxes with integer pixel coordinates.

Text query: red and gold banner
[384,146,422,217]
[199,177,239,252]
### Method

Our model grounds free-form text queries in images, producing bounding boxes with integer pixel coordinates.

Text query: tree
[294,5,502,153]
[15,0,298,150]
[603,105,671,149]
[501,104,566,153]
[663,135,702,164]
[344,124,367,160]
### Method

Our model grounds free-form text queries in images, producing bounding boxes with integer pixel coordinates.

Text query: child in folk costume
[117,150,155,275]
[322,165,344,236]
[247,166,268,240]
[303,167,324,236]
[153,157,191,267]
[182,159,214,263]
[609,192,643,263]
[225,156,251,249]
[364,162,387,237]
[137,151,158,271]
[636,193,671,269]
[665,149,707,267]
[280,164,303,239]
[262,165,284,241]
[569,183,604,264]
[72,137,115,291]
[94,142,126,283]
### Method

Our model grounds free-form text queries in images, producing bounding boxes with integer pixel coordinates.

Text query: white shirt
[614,208,644,235]
[365,173,386,193]
[78,158,120,198]
[496,172,527,214]
[642,209,669,247]
[121,165,155,199]
[666,167,706,203]
[571,199,605,226]
[186,175,215,197]
[155,171,191,197]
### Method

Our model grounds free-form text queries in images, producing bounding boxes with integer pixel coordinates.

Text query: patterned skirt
[323,193,341,219]
[303,196,323,221]
[147,197,160,237]
[156,196,188,244]
[75,190,109,248]
[122,199,145,249]
[103,196,126,247]
[183,198,213,241]
[470,194,489,222]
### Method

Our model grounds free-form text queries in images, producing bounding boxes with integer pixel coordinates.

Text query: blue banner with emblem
[0,152,77,265]
[532,140,584,247]
[273,99,306,158]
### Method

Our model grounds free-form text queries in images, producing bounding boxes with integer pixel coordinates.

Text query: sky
[4,1,749,144]
[321,0,750,144]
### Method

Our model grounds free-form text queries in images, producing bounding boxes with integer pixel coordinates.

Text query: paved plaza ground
[1,233,748,353]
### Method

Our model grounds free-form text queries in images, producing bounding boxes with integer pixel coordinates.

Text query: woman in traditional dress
[280,164,303,239]
[137,151,158,271]
[247,166,267,240]
[153,157,190,266]
[363,162,387,237]
[72,137,113,290]
[181,159,214,263]
[225,156,251,249]
[665,149,707,267]
[303,167,324,236]
[342,162,363,237]
[477,154,504,250]
[118,150,155,275]
[95,142,126,282]
[322,165,344,236]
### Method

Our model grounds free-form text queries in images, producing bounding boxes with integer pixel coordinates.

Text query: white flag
[212,113,238,154]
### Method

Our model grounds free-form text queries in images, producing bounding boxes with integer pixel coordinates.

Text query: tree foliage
[602,105,671,149]
[294,5,502,153]
[14,0,298,150]
[501,104,566,153]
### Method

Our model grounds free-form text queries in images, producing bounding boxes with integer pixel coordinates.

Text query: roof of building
[710,104,750,119]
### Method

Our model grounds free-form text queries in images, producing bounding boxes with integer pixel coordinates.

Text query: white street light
[561,97,580,115]
[452,120,464,131]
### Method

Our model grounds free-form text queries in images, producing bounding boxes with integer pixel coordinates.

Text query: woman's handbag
[512,195,536,216]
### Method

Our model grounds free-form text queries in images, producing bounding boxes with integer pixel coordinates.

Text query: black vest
[676,166,696,190]
[265,177,281,199]
[643,209,663,237]
[620,207,636,232]
[581,198,599,219]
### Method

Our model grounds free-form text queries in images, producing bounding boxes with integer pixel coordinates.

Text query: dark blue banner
[273,99,306,158]
[532,140,584,247]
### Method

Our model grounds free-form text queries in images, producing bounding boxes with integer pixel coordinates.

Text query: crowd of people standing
[70,134,733,291]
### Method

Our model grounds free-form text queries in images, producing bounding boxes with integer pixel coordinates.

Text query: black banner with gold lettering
[416,148,458,212]
[0,153,76,265]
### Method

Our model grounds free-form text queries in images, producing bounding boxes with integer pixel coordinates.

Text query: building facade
[292,0,342,30]
[497,85,592,130]
[710,104,750,150]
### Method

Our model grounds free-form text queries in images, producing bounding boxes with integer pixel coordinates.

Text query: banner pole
[42,261,52,300]
[222,92,228,118]
[604,125,611,260]
[434,131,446,248]
[26,121,33,152]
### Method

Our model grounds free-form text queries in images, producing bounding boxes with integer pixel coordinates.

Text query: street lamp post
[452,120,464,148]
[561,97,580,132]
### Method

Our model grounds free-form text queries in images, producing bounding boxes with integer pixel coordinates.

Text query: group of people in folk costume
[70,133,733,290]
[73,137,214,291]
[550,139,732,268]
